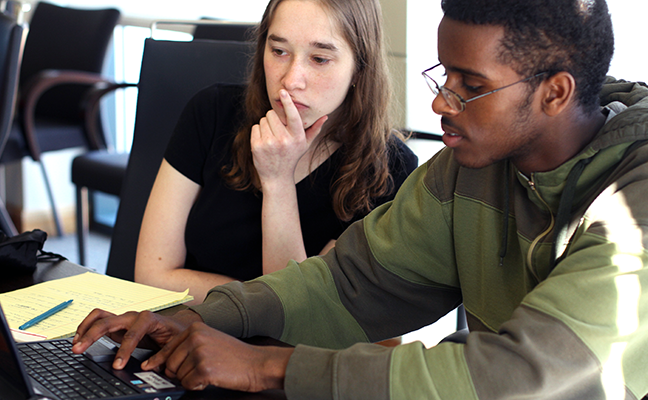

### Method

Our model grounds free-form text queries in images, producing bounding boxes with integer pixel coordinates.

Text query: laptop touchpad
[85,336,155,363]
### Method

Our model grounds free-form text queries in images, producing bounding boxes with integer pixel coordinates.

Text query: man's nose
[431,92,460,117]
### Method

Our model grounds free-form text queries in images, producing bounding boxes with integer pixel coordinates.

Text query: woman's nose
[282,60,307,91]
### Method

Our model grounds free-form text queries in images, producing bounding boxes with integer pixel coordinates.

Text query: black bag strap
[38,250,67,263]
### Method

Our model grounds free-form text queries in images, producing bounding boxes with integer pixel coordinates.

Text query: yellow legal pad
[0,272,193,341]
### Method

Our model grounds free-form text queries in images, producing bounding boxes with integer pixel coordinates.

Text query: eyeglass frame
[422,63,548,112]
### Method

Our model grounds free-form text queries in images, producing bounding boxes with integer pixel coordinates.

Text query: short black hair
[441,0,614,113]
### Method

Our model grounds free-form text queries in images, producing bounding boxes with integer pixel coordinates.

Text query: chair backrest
[20,2,119,122]
[192,19,256,42]
[0,12,25,157]
[106,38,254,281]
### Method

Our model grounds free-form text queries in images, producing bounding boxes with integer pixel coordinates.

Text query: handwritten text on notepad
[0,272,192,340]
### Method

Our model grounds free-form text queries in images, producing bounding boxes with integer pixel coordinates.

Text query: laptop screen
[0,302,35,398]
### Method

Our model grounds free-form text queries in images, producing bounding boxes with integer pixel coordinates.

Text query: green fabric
[390,342,478,400]
[286,343,392,400]
[363,164,459,287]
[262,258,370,349]
[194,78,648,400]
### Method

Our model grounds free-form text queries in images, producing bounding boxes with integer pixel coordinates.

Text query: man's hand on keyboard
[71,308,203,370]
[141,321,293,392]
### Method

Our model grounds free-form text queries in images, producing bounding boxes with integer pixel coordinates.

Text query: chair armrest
[397,129,443,142]
[408,130,443,141]
[19,70,131,160]
[83,82,138,151]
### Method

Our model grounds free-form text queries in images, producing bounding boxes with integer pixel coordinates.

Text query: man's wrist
[174,308,204,326]
[259,346,294,390]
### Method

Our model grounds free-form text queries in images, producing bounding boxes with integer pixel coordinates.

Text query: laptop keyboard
[18,340,138,399]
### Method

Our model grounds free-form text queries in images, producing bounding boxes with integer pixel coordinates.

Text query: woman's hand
[251,89,328,188]
[72,308,202,370]
[252,90,329,274]
[143,322,293,392]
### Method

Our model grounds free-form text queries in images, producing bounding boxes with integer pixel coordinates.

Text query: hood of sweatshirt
[504,77,648,269]
[519,78,648,210]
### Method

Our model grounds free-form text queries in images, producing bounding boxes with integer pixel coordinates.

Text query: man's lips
[441,117,464,147]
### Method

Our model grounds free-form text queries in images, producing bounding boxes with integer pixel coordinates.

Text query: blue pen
[19,299,74,330]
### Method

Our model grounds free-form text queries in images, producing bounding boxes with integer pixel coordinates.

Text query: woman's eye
[313,56,330,65]
[272,48,287,56]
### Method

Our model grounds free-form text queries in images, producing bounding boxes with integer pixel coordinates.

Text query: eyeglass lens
[423,65,464,111]
[440,88,463,111]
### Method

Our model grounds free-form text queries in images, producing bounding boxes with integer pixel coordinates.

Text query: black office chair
[0,2,121,236]
[192,19,256,42]
[101,38,253,280]
[72,20,255,266]
[0,12,26,236]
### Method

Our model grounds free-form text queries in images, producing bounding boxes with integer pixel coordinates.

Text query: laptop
[0,303,185,400]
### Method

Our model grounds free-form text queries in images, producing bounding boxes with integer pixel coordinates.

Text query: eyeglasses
[422,63,548,113]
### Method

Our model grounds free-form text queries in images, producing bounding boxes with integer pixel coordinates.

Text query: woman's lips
[275,98,308,111]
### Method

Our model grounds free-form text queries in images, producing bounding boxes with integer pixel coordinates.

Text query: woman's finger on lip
[279,89,305,131]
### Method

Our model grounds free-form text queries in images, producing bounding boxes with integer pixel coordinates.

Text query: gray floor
[42,231,111,275]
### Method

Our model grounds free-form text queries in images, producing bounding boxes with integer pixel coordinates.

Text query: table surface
[2,260,288,400]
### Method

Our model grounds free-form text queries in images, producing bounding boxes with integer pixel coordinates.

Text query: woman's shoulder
[388,133,419,174]
[166,84,247,183]
[178,83,247,142]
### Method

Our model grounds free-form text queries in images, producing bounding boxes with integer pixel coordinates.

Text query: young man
[73,0,648,398]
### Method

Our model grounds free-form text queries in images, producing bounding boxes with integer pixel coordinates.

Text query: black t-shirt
[165,84,418,281]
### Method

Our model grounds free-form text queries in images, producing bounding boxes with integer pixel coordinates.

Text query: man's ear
[540,71,577,116]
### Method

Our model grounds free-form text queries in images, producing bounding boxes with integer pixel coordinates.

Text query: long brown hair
[222,0,399,221]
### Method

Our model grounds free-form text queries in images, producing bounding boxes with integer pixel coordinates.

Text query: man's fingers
[111,311,157,369]
[166,351,206,393]
[177,362,206,393]
[142,324,188,372]
[161,331,196,378]
[161,325,229,391]
[74,309,114,342]
[72,309,124,353]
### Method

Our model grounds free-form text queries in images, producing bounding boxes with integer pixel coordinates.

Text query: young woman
[134,0,418,304]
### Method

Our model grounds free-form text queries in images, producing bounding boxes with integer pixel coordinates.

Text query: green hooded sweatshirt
[192,77,648,400]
